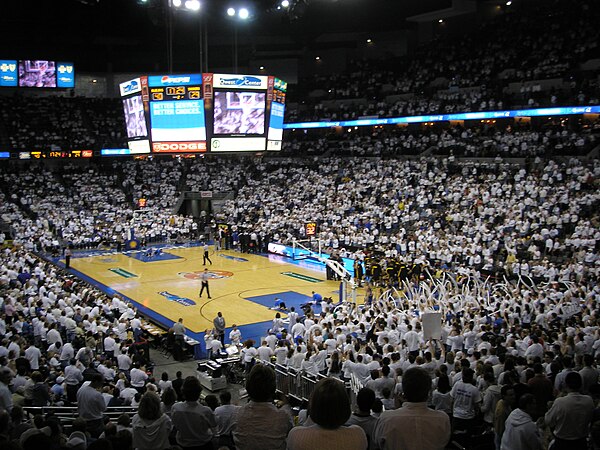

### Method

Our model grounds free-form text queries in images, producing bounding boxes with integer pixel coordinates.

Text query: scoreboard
[149,85,202,101]
[147,74,206,153]
[119,73,286,154]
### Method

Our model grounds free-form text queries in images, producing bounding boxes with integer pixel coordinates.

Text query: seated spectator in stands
[373,367,451,450]
[171,376,216,450]
[288,377,367,450]
[132,391,172,450]
[233,364,293,450]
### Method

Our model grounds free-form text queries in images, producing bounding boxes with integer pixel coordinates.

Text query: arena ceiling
[1,0,456,72]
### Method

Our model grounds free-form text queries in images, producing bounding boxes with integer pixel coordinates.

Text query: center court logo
[178,270,233,280]
[158,291,196,307]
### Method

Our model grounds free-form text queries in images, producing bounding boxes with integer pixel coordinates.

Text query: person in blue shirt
[312,291,323,304]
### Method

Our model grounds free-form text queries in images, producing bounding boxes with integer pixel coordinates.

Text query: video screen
[149,100,206,142]
[123,95,148,138]
[213,91,265,135]
[18,60,56,88]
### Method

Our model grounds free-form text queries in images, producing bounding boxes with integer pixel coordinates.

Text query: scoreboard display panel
[119,77,151,155]
[119,73,286,154]
[0,59,75,88]
[206,73,286,152]
[147,74,207,153]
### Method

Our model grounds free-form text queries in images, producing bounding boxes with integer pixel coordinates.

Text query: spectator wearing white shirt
[130,363,149,393]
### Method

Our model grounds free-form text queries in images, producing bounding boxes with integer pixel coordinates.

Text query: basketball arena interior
[0,1,599,449]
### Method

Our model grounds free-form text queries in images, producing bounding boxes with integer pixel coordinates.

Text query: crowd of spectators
[286,0,600,123]
[0,3,597,152]
[0,0,598,445]
[0,161,197,251]
[0,97,126,151]
[0,149,598,450]
[219,156,599,283]
[282,119,600,157]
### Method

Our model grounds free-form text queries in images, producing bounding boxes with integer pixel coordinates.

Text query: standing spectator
[345,387,378,446]
[30,372,50,407]
[0,367,14,413]
[229,325,242,347]
[545,372,594,450]
[288,377,367,450]
[372,367,451,450]
[233,364,293,450]
[500,393,542,450]
[213,312,226,346]
[103,333,116,360]
[450,368,482,438]
[171,376,216,450]
[117,349,132,376]
[132,392,173,450]
[130,363,148,393]
[171,371,184,401]
[24,341,42,371]
[158,372,172,393]
[76,374,106,438]
[213,391,238,449]
[527,363,554,418]
[579,354,599,395]
[173,318,186,348]
[64,358,83,404]
[494,384,516,450]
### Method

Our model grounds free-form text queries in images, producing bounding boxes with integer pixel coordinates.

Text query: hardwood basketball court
[65,245,356,338]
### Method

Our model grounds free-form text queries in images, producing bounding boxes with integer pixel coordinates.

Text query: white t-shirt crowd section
[0,161,197,250]
[219,157,599,278]
[283,123,599,157]
[0,151,599,448]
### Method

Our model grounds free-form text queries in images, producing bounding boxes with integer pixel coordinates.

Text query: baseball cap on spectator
[67,431,87,449]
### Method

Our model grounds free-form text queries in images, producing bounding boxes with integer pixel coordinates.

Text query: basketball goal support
[291,238,357,305]
[291,238,323,261]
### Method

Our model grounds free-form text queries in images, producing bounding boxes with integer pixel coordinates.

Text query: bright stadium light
[185,0,200,11]
[172,0,182,7]
[238,7,250,19]
[227,7,236,16]
[281,0,290,7]
[506,1,512,5]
